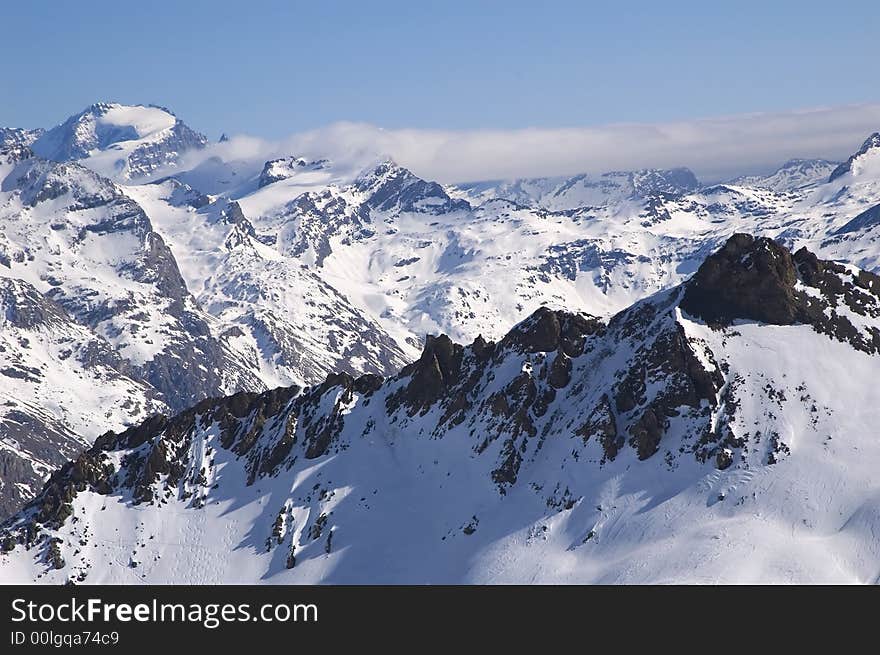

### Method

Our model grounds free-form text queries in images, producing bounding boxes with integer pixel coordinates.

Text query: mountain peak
[354,159,470,214]
[681,234,799,325]
[31,103,207,179]
[829,132,880,182]
[682,233,880,353]
[630,167,700,196]
[257,155,330,187]
[729,158,840,192]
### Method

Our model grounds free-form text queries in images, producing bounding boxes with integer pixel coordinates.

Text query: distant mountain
[258,156,330,188]
[4,235,880,584]
[355,160,472,214]
[455,167,699,210]
[0,150,261,407]
[731,158,840,192]
[32,103,207,179]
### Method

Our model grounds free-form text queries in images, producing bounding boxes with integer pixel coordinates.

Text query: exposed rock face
[276,189,373,266]
[503,307,603,356]
[682,233,880,354]
[681,233,800,325]
[258,156,329,187]
[792,248,880,354]
[393,335,466,413]
[354,161,471,215]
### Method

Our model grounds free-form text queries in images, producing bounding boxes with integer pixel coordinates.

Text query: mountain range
[2,103,880,583]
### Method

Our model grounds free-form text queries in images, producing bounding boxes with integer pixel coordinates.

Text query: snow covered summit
[32,102,207,179]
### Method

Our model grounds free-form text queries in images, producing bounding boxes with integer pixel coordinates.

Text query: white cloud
[188,104,880,184]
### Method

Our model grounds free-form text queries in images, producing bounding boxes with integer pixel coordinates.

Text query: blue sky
[4,0,879,138]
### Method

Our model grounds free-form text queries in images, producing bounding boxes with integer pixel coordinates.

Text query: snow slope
[0,144,262,517]
[0,277,164,518]
[731,158,840,192]
[124,180,411,388]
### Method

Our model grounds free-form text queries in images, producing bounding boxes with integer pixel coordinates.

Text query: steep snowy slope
[124,180,412,388]
[829,133,880,182]
[0,278,164,519]
[3,235,879,584]
[800,134,880,272]
[0,147,262,409]
[32,103,207,180]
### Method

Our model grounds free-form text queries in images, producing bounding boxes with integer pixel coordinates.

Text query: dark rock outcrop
[393,335,465,413]
[683,233,880,354]
[681,234,800,325]
[504,307,603,356]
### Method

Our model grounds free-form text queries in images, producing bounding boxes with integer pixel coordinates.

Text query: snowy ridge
[3,235,880,584]
[731,158,840,192]
[0,128,44,150]
[829,132,880,182]
[455,167,699,210]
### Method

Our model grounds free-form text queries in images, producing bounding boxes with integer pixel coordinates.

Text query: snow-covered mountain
[124,181,411,388]
[3,235,879,584]
[2,107,473,519]
[455,167,700,210]
[0,129,413,519]
[4,102,880,583]
[32,103,207,180]
[0,143,261,518]
[0,146,261,407]
[0,277,164,519]
[731,158,840,192]
[829,132,880,182]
